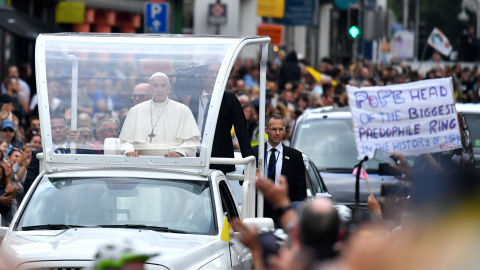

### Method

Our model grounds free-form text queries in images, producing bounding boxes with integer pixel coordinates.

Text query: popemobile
[0,33,273,269]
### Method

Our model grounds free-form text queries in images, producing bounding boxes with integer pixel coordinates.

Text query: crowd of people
[232,150,479,270]
[0,48,479,268]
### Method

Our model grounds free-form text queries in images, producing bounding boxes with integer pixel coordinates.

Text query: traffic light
[348,5,360,39]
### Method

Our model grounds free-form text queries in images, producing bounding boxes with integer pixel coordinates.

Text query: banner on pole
[347,78,461,159]
[427,27,452,57]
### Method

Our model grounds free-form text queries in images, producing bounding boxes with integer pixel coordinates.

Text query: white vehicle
[455,103,480,156]
[0,34,272,269]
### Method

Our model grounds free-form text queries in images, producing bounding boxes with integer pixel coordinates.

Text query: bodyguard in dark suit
[253,114,307,221]
[24,147,42,193]
[190,61,253,173]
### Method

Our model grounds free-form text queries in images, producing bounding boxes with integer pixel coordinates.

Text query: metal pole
[257,43,268,218]
[403,0,409,29]
[353,38,358,63]
[313,0,320,68]
[414,0,420,60]
[215,0,220,35]
[477,1,480,39]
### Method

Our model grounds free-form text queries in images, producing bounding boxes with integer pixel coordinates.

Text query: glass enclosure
[35,34,269,170]
[18,176,215,234]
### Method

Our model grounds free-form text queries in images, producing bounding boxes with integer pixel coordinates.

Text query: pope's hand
[165,152,183,158]
[126,152,138,157]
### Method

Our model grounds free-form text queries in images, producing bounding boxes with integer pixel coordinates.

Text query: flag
[352,165,369,180]
[427,27,452,57]
[220,216,231,242]
[305,66,321,83]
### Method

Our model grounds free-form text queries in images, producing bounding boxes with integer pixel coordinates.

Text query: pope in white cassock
[119,72,201,157]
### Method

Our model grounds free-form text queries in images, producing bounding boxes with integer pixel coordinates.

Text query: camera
[257,229,287,267]
[172,64,206,97]
[380,183,410,197]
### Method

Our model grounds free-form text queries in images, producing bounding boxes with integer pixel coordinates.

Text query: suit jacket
[24,147,42,194]
[190,91,253,173]
[252,143,307,221]
[24,147,101,193]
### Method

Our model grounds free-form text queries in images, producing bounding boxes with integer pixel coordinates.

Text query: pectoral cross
[148,130,155,143]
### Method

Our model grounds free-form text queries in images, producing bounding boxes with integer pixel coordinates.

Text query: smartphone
[373,148,397,165]
[258,231,280,268]
[26,143,35,149]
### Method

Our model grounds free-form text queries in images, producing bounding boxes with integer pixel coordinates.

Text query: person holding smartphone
[0,164,16,226]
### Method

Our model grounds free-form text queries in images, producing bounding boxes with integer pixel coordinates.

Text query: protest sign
[347,78,461,159]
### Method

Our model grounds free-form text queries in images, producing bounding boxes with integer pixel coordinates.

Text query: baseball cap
[1,120,14,130]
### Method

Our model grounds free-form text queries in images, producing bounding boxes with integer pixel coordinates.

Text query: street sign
[208,3,227,25]
[273,0,314,26]
[144,2,168,33]
[257,24,283,45]
[257,0,285,18]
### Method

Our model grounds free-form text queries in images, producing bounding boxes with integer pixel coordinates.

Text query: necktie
[268,148,277,181]
[201,95,212,135]
[55,148,70,154]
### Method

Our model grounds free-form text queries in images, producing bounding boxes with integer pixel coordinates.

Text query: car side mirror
[242,217,274,231]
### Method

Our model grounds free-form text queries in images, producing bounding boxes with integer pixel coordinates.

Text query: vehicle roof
[298,106,352,123]
[456,103,480,114]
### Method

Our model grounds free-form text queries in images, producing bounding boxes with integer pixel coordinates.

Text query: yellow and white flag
[220,216,231,242]
[427,27,452,57]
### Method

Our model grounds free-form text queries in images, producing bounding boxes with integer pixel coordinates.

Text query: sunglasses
[2,128,14,133]
[11,147,23,154]
[131,94,146,100]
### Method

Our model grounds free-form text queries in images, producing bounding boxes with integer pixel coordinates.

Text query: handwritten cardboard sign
[347,78,461,159]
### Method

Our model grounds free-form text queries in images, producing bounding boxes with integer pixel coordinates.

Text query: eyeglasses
[51,126,66,131]
[99,128,118,133]
[266,127,285,132]
[2,128,14,133]
[82,134,92,140]
[131,94,146,100]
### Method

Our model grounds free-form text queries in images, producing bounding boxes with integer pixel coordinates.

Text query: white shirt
[265,142,283,185]
[197,90,211,131]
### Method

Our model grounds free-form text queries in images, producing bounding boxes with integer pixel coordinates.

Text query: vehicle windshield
[293,119,380,171]
[18,177,215,234]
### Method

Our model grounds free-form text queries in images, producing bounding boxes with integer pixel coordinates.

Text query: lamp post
[460,0,480,39]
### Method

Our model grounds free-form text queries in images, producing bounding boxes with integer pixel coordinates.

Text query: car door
[217,179,252,270]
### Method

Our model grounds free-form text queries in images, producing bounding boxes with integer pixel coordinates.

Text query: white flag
[427,27,452,57]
